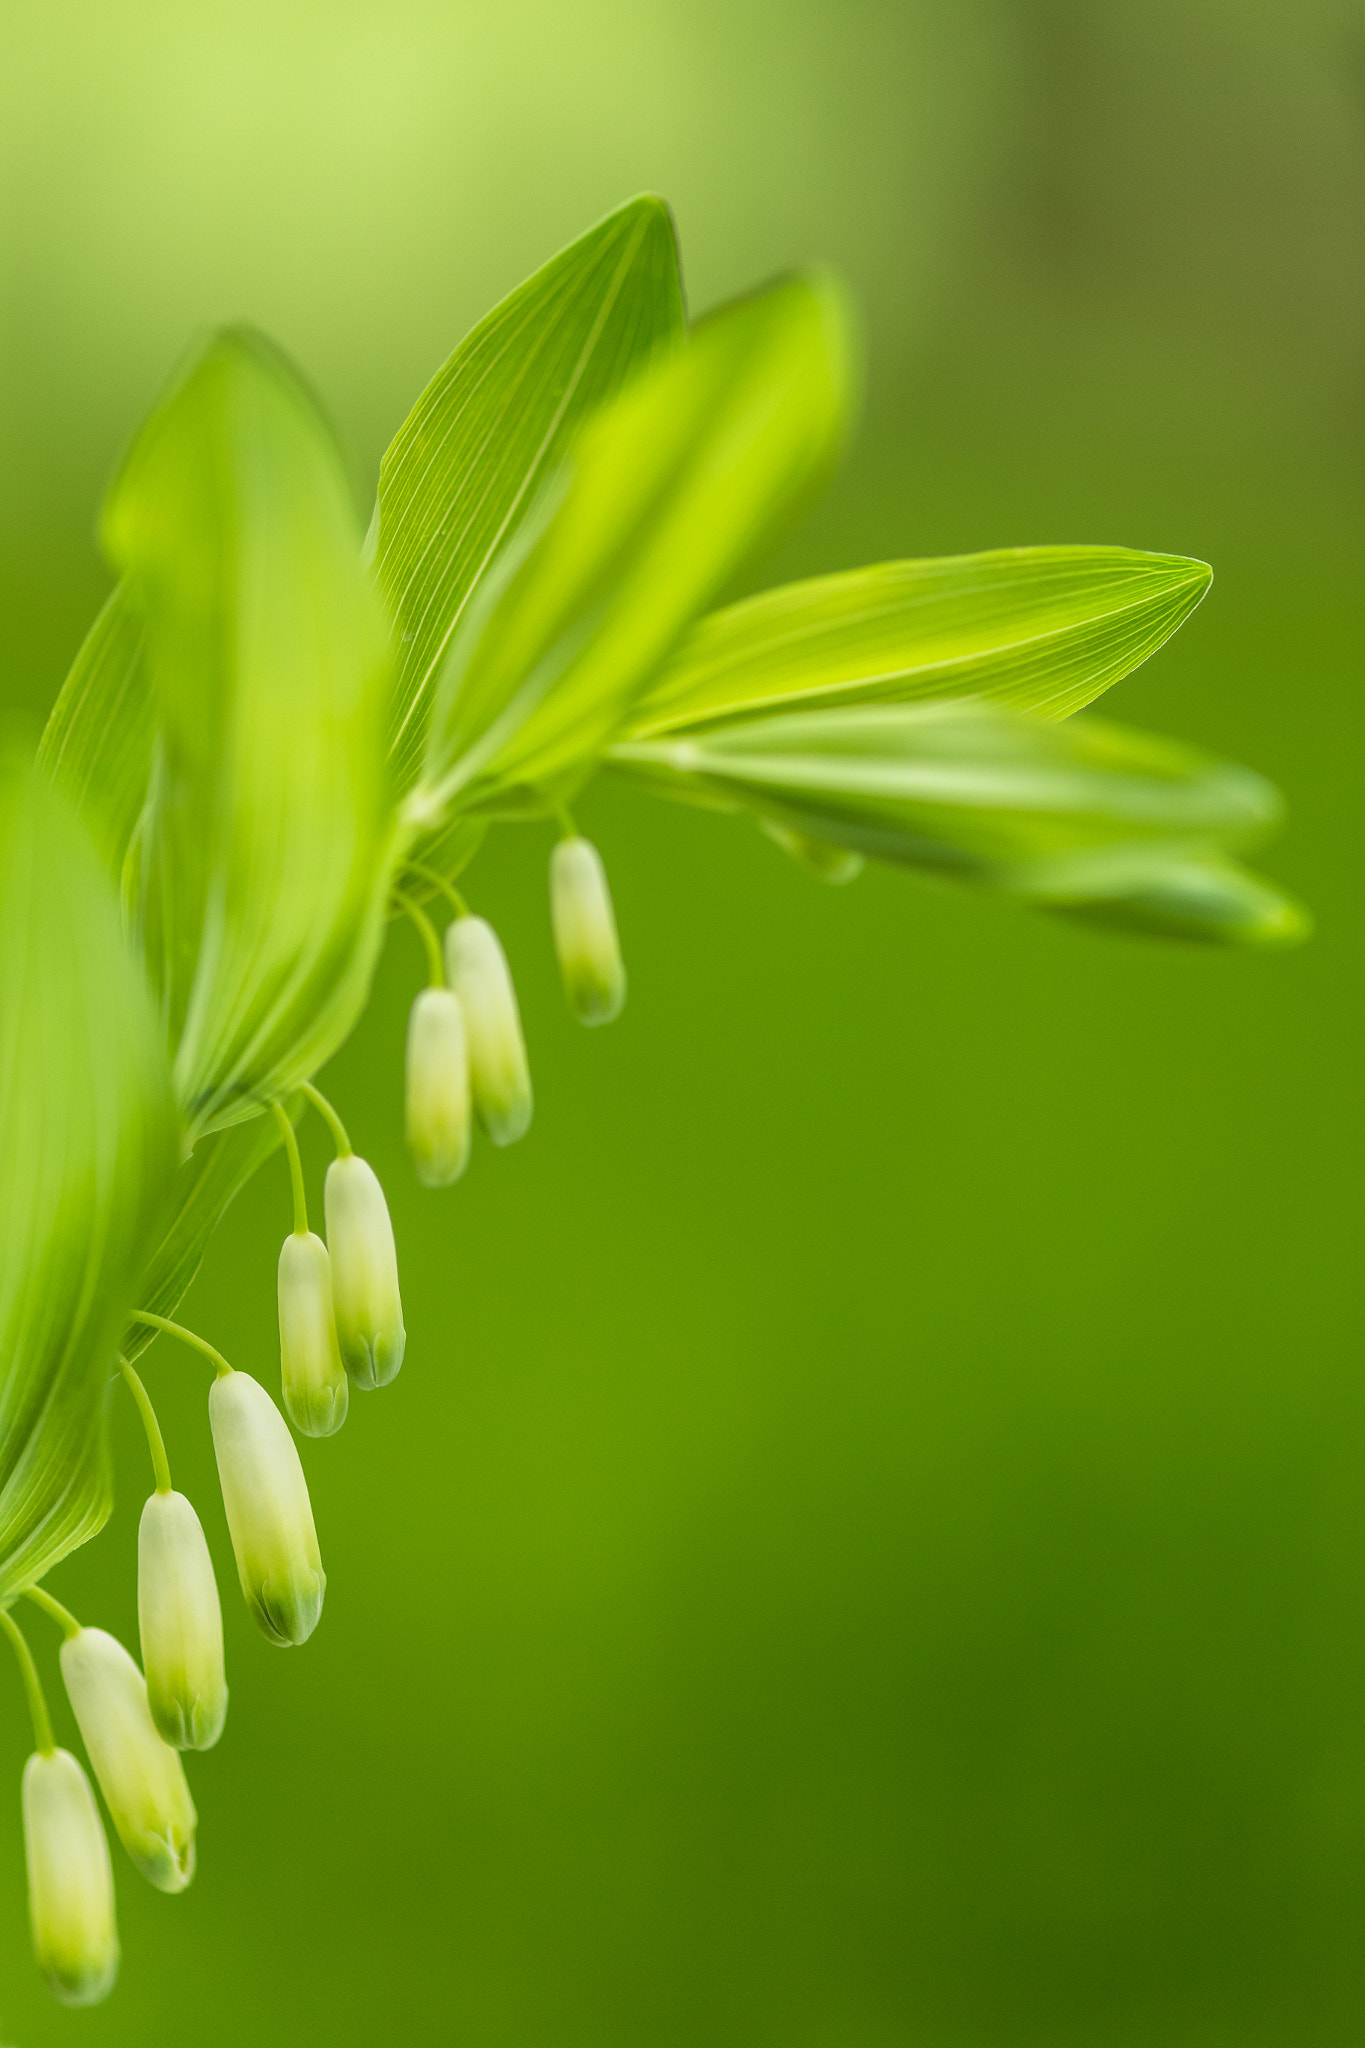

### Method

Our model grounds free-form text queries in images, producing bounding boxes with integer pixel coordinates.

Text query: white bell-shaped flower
[209,1371,325,1646]
[137,1489,228,1751]
[405,987,471,1187]
[443,915,533,1145]
[324,1155,406,1388]
[278,1229,349,1434]
[59,1628,196,1893]
[22,1748,119,2006]
[549,837,627,1025]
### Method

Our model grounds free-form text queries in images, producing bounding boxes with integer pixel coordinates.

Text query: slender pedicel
[271,1105,348,1436]
[444,915,533,1145]
[549,833,627,1026]
[5,1612,118,2008]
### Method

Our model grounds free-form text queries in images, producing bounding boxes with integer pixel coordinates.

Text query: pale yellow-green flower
[549,837,627,1026]
[209,1371,325,1646]
[59,1627,196,1893]
[137,1489,228,1751]
[324,1155,406,1388]
[405,987,471,1187]
[443,916,533,1145]
[22,1747,119,2006]
[278,1230,349,1435]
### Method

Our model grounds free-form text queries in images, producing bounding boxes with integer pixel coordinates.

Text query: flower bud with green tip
[324,1154,406,1386]
[138,1490,228,1751]
[209,1370,325,1645]
[22,1748,119,2006]
[549,837,627,1025]
[279,1230,349,1434]
[405,987,472,1186]
[59,1628,196,1893]
[443,915,533,1144]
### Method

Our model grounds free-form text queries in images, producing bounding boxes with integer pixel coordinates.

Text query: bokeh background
[2,2,1363,2041]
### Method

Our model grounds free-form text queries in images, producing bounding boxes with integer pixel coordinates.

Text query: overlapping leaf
[627,546,1212,736]
[37,582,152,882]
[373,196,686,800]
[417,269,858,823]
[0,752,178,1601]
[612,698,1305,944]
[103,328,402,1141]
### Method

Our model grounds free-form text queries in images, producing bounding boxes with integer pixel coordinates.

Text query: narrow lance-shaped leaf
[416,269,858,823]
[102,329,402,1141]
[626,545,1212,737]
[611,698,1307,945]
[373,196,686,799]
[0,750,178,1602]
[36,584,153,882]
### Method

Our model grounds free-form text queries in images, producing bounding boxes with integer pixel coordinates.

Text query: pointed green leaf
[1048,853,1310,946]
[417,270,858,823]
[103,329,401,1142]
[374,197,686,796]
[612,699,1293,942]
[0,751,178,1601]
[626,546,1213,737]
[36,583,154,881]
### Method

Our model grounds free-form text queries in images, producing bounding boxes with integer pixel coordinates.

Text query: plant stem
[0,1610,54,1755]
[554,804,578,840]
[24,1586,81,1640]
[299,1081,352,1158]
[119,1357,173,1494]
[404,858,469,921]
[393,888,445,988]
[271,1102,310,1235]
[129,1311,234,1378]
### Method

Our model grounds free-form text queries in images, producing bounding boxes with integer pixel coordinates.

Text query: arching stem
[129,1311,234,1378]
[0,1610,54,1754]
[119,1357,173,1495]
[271,1102,309,1236]
[299,1081,352,1159]
[404,858,469,921]
[393,888,445,989]
[23,1585,81,1642]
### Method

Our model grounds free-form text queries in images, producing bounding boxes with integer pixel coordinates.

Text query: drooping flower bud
[22,1748,119,2006]
[209,1371,325,1646]
[405,987,471,1187]
[278,1229,349,1434]
[549,837,627,1025]
[324,1155,406,1387]
[59,1628,196,1893]
[137,1489,228,1751]
[443,915,533,1145]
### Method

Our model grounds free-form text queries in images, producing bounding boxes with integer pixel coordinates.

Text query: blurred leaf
[1049,852,1310,946]
[417,270,858,822]
[103,328,401,1143]
[124,1113,287,1363]
[374,196,686,801]
[36,583,153,880]
[627,545,1212,736]
[612,698,1292,939]
[0,751,178,1601]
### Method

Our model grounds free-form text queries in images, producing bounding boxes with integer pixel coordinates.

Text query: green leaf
[1048,853,1310,947]
[0,750,178,1601]
[417,269,858,823]
[374,196,686,797]
[124,1114,287,1361]
[36,583,154,881]
[626,546,1212,737]
[611,698,1291,937]
[102,328,401,1142]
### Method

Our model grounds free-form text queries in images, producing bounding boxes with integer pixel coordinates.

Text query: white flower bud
[324,1155,406,1388]
[405,987,471,1187]
[137,1490,228,1752]
[443,915,533,1145]
[209,1371,325,1646]
[22,1748,118,2006]
[59,1628,196,1894]
[549,837,627,1025]
[278,1229,349,1434]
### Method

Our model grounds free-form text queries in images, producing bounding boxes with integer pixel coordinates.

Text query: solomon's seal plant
[1,197,1306,2004]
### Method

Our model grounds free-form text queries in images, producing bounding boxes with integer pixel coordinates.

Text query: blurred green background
[2,2,1364,2041]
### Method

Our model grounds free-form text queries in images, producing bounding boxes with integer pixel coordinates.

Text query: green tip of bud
[443,915,533,1144]
[278,1230,349,1434]
[22,1748,119,2006]
[209,1372,326,1646]
[549,837,627,1026]
[405,987,471,1187]
[137,1490,228,1751]
[59,1629,197,1893]
[324,1155,406,1388]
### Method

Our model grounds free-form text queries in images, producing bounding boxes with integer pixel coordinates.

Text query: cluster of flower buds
[7,836,626,2006]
